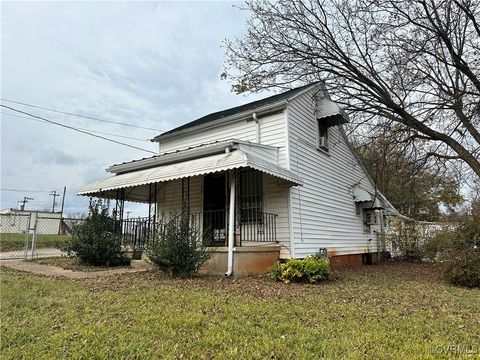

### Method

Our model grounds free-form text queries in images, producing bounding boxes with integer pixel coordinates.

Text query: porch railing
[118,210,278,253]
[239,211,278,244]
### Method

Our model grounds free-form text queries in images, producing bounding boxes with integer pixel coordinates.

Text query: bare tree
[224,0,480,177]
[354,134,463,219]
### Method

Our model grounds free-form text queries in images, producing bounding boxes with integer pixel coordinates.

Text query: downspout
[253,112,260,143]
[225,169,236,276]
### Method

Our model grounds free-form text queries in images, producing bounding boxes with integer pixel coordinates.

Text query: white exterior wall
[287,90,379,258]
[264,175,291,259]
[159,111,289,168]
[0,213,30,234]
[0,211,61,235]
[157,176,203,217]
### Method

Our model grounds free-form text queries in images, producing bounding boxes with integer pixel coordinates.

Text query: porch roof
[78,150,303,202]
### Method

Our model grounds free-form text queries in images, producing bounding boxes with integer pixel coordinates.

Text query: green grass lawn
[1,262,479,359]
[0,233,69,252]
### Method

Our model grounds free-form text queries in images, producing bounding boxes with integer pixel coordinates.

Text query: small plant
[64,199,130,267]
[271,256,331,284]
[147,209,211,277]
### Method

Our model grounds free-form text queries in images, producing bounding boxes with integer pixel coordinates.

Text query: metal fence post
[23,215,31,259]
[30,212,38,260]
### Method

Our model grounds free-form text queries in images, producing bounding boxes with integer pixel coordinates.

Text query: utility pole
[58,186,67,235]
[59,187,66,217]
[49,190,60,213]
[20,196,33,211]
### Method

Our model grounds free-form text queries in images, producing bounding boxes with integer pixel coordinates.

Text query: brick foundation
[329,252,379,267]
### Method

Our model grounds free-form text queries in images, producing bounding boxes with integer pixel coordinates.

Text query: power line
[1,188,52,193]
[2,112,149,142]
[1,98,164,132]
[1,105,157,154]
[0,200,53,203]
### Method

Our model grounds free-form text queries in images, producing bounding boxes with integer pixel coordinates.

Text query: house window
[240,170,263,223]
[318,121,329,150]
[364,210,377,225]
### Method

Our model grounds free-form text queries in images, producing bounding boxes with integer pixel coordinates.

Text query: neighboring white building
[0,209,62,235]
[79,82,396,274]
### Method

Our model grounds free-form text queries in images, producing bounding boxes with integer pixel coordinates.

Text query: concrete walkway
[0,248,65,260]
[0,259,154,279]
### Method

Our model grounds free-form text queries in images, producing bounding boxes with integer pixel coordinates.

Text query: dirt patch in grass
[31,257,131,272]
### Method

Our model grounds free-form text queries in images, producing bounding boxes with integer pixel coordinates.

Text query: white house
[79,82,396,275]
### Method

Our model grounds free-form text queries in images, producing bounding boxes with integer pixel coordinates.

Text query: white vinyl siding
[160,111,288,167]
[157,176,202,217]
[264,175,291,259]
[287,90,378,258]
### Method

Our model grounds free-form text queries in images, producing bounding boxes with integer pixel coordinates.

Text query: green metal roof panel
[155,82,320,139]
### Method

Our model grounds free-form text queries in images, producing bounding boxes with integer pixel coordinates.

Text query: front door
[203,174,226,245]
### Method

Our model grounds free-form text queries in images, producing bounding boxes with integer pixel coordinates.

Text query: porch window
[240,170,263,223]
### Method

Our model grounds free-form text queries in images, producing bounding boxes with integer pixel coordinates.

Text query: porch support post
[226,170,236,276]
[114,189,125,234]
[147,183,157,241]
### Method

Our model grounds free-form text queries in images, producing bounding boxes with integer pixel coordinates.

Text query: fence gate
[0,212,79,260]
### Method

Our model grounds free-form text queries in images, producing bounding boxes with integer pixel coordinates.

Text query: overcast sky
[1,1,265,216]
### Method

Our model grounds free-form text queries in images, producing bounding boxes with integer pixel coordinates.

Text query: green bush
[271,256,331,284]
[442,210,479,288]
[443,248,480,288]
[425,205,480,288]
[387,219,425,261]
[64,199,130,267]
[147,209,211,277]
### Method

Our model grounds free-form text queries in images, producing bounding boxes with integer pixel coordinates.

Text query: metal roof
[107,139,277,174]
[78,149,303,202]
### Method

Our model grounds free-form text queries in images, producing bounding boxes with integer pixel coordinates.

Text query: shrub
[64,199,130,267]
[147,209,211,277]
[271,256,331,284]
[387,219,425,261]
[439,209,480,288]
[422,204,480,288]
[443,249,480,288]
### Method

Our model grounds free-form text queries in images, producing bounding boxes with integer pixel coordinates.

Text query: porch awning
[78,150,303,202]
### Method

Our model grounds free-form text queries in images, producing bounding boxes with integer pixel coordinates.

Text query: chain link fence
[0,212,84,260]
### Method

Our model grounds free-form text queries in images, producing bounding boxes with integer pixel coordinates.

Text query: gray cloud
[1,1,263,216]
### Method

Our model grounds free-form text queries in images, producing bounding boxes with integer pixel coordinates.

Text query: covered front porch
[78,141,302,275]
